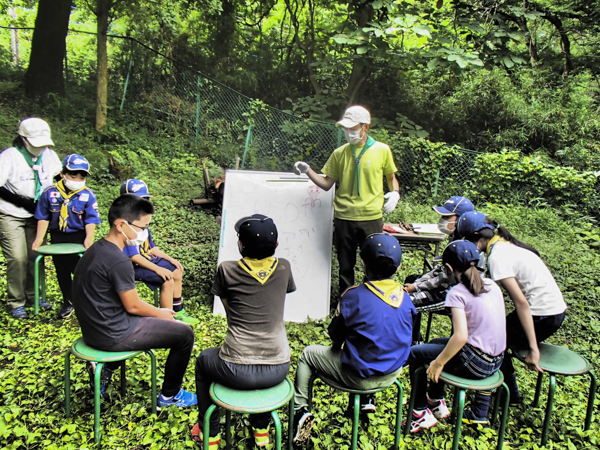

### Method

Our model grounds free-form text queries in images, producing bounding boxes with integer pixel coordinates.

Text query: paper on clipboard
[411,223,445,236]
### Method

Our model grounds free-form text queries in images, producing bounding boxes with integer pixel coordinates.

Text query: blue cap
[443,240,481,266]
[360,233,402,267]
[120,179,151,197]
[62,154,90,174]
[456,210,495,236]
[433,196,474,216]
[235,214,278,253]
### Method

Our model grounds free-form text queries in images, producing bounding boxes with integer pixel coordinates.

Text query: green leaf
[413,25,431,38]
[332,35,348,44]
[356,46,369,55]
[503,56,514,68]
[372,0,383,9]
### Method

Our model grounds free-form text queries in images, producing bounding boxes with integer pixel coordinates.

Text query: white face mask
[344,126,365,145]
[64,179,85,191]
[23,139,45,157]
[437,217,455,235]
[122,222,149,246]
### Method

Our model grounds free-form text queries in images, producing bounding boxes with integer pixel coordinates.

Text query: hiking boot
[157,388,197,410]
[38,299,52,311]
[253,425,270,447]
[174,309,199,325]
[86,362,113,401]
[191,423,220,449]
[58,302,74,319]
[462,408,490,426]
[293,408,315,445]
[404,409,438,433]
[10,306,28,319]
[428,398,450,420]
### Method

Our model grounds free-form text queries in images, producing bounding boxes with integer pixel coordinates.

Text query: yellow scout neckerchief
[238,257,278,284]
[56,179,85,231]
[486,235,507,256]
[139,236,152,259]
[365,279,405,308]
[349,136,376,196]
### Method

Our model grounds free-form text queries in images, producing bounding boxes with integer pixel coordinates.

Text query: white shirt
[0,147,62,218]
[488,242,567,316]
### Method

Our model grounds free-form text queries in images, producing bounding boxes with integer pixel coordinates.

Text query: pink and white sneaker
[406,409,438,433]
[428,397,451,420]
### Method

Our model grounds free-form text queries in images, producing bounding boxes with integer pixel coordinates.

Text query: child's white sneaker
[405,408,438,433]
[428,397,451,420]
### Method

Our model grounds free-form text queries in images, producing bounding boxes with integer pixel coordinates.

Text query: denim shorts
[452,344,504,379]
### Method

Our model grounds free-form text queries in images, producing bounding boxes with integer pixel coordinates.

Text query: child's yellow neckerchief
[365,279,405,308]
[238,257,278,284]
[56,179,85,231]
[486,235,507,256]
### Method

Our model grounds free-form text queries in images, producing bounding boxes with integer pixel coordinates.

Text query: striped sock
[173,297,183,312]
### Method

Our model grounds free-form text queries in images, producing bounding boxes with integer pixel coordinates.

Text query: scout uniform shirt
[35,182,101,232]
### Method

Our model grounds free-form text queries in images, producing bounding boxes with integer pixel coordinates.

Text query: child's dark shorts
[134,257,177,291]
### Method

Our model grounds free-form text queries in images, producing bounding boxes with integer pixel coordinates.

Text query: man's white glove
[383,191,400,213]
[293,161,310,175]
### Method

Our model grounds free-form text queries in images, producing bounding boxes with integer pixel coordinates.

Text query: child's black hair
[108,194,155,225]
[62,168,88,177]
[442,250,487,296]
[241,243,276,260]
[458,217,540,257]
[364,256,397,279]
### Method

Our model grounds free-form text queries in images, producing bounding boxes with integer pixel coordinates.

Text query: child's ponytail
[484,218,540,257]
[460,263,486,296]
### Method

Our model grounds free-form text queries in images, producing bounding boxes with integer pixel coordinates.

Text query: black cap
[235,214,278,258]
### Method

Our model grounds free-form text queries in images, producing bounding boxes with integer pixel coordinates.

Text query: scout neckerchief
[365,279,405,308]
[56,179,85,231]
[16,145,44,201]
[486,235,507,256]
[349,135,377,196]
[139,235,153,260]
[238,257,278,284]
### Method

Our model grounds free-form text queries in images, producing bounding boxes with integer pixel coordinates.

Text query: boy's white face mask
[64,179,85,191]
[344,125,365,145]
[437,216,456,235]
[122,222,149,247]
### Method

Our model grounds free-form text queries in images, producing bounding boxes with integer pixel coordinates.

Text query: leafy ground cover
[0,95,599,449]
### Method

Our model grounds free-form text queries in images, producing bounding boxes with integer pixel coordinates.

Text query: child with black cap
[292,233,415,446]
[192,214,296,449]
[406,240,506,432]
[32,154,101,319]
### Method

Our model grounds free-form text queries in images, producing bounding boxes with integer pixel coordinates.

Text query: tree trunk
[96,0,110,132]
[344,1,374,107]
[24,0,71,99]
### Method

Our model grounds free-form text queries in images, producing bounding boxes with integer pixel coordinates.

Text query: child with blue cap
[291,233,415,445]
[456,210,567,413]
[406,240,506,432]
[119,179,197,325]
[32,154,101,319]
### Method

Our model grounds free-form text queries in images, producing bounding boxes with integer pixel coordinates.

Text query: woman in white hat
[0,118,62,319]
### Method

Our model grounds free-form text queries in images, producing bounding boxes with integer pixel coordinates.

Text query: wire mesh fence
[1,26,599,216]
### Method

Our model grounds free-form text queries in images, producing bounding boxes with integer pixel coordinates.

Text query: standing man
[293,106,400,293]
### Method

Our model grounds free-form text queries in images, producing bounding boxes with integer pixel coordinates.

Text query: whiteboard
[214,170,335,322]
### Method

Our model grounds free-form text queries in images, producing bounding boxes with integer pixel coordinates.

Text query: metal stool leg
[451,388,466,450]
[203,404,218,450]
[271,410,282,450]
[403,367,421,436]
[120,361,127,397]
[585,370,597,431]
[34,254,44,316]
[225,410,232,450]
[153,289,159,307]
[425,313,433,342]
[496,383,510,450]
[351,393,360,450]
[288,388,295,450]
[145,350,157,415]
[94,362,104,445]
[541,374,556,446]
[533,372,544,407]
[393,379,403,450]
[64,350,72,417]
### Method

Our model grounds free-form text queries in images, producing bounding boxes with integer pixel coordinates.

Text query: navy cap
[456,210,495,236]
[360,233,402,267]
[433,196,474,216]
[235,214,278,254]
[62,154,90,174]
[443,240,481,266]
[121,179,151,197]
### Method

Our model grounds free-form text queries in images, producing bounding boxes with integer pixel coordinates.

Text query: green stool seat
[404,367,509,450]
[64,337,157,446]
[34,243,86,315]
[308,374,404,450]
[203,378,294,450]
[515,343,596,446]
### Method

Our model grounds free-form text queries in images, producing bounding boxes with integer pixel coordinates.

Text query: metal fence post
[195,73,201,144]
[119,39,134,111]
[241,124,252,169]
[433,168,440,196]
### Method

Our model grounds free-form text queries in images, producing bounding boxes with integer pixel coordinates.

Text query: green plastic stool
[34,243,86,315]
[404,367,509,450]
[515,343,597,446]
[308,374,404,450]
[64,337,157,446]
[203,377,294,450]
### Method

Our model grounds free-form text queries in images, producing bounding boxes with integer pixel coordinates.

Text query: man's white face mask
[343,125,365,145]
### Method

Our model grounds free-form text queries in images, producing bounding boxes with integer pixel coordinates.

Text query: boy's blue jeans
[408,338,503,416]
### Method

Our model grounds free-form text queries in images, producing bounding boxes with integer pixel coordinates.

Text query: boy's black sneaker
[58,302,74,319]
[461,408,489,426]
[293,408,315,446]
[86,362,113,401]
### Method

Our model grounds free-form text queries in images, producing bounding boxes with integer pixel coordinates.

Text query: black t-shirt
[72,238,139,348]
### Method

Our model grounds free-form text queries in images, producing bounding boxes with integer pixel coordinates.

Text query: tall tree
[24,0,72,99]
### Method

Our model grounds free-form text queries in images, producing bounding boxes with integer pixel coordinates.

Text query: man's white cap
[336,106,371,128]
[18,118,54,148]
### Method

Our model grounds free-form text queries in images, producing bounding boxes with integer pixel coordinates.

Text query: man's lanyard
[349,136,376,197]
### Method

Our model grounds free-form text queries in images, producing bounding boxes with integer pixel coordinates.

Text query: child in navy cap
[406,240,506,432]
[32,154,101,319]
[291,233,415,445]
[119,179,197,325]
[193,214,296,449]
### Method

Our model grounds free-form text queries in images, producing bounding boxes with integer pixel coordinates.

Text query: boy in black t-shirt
[72,194,196,407]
